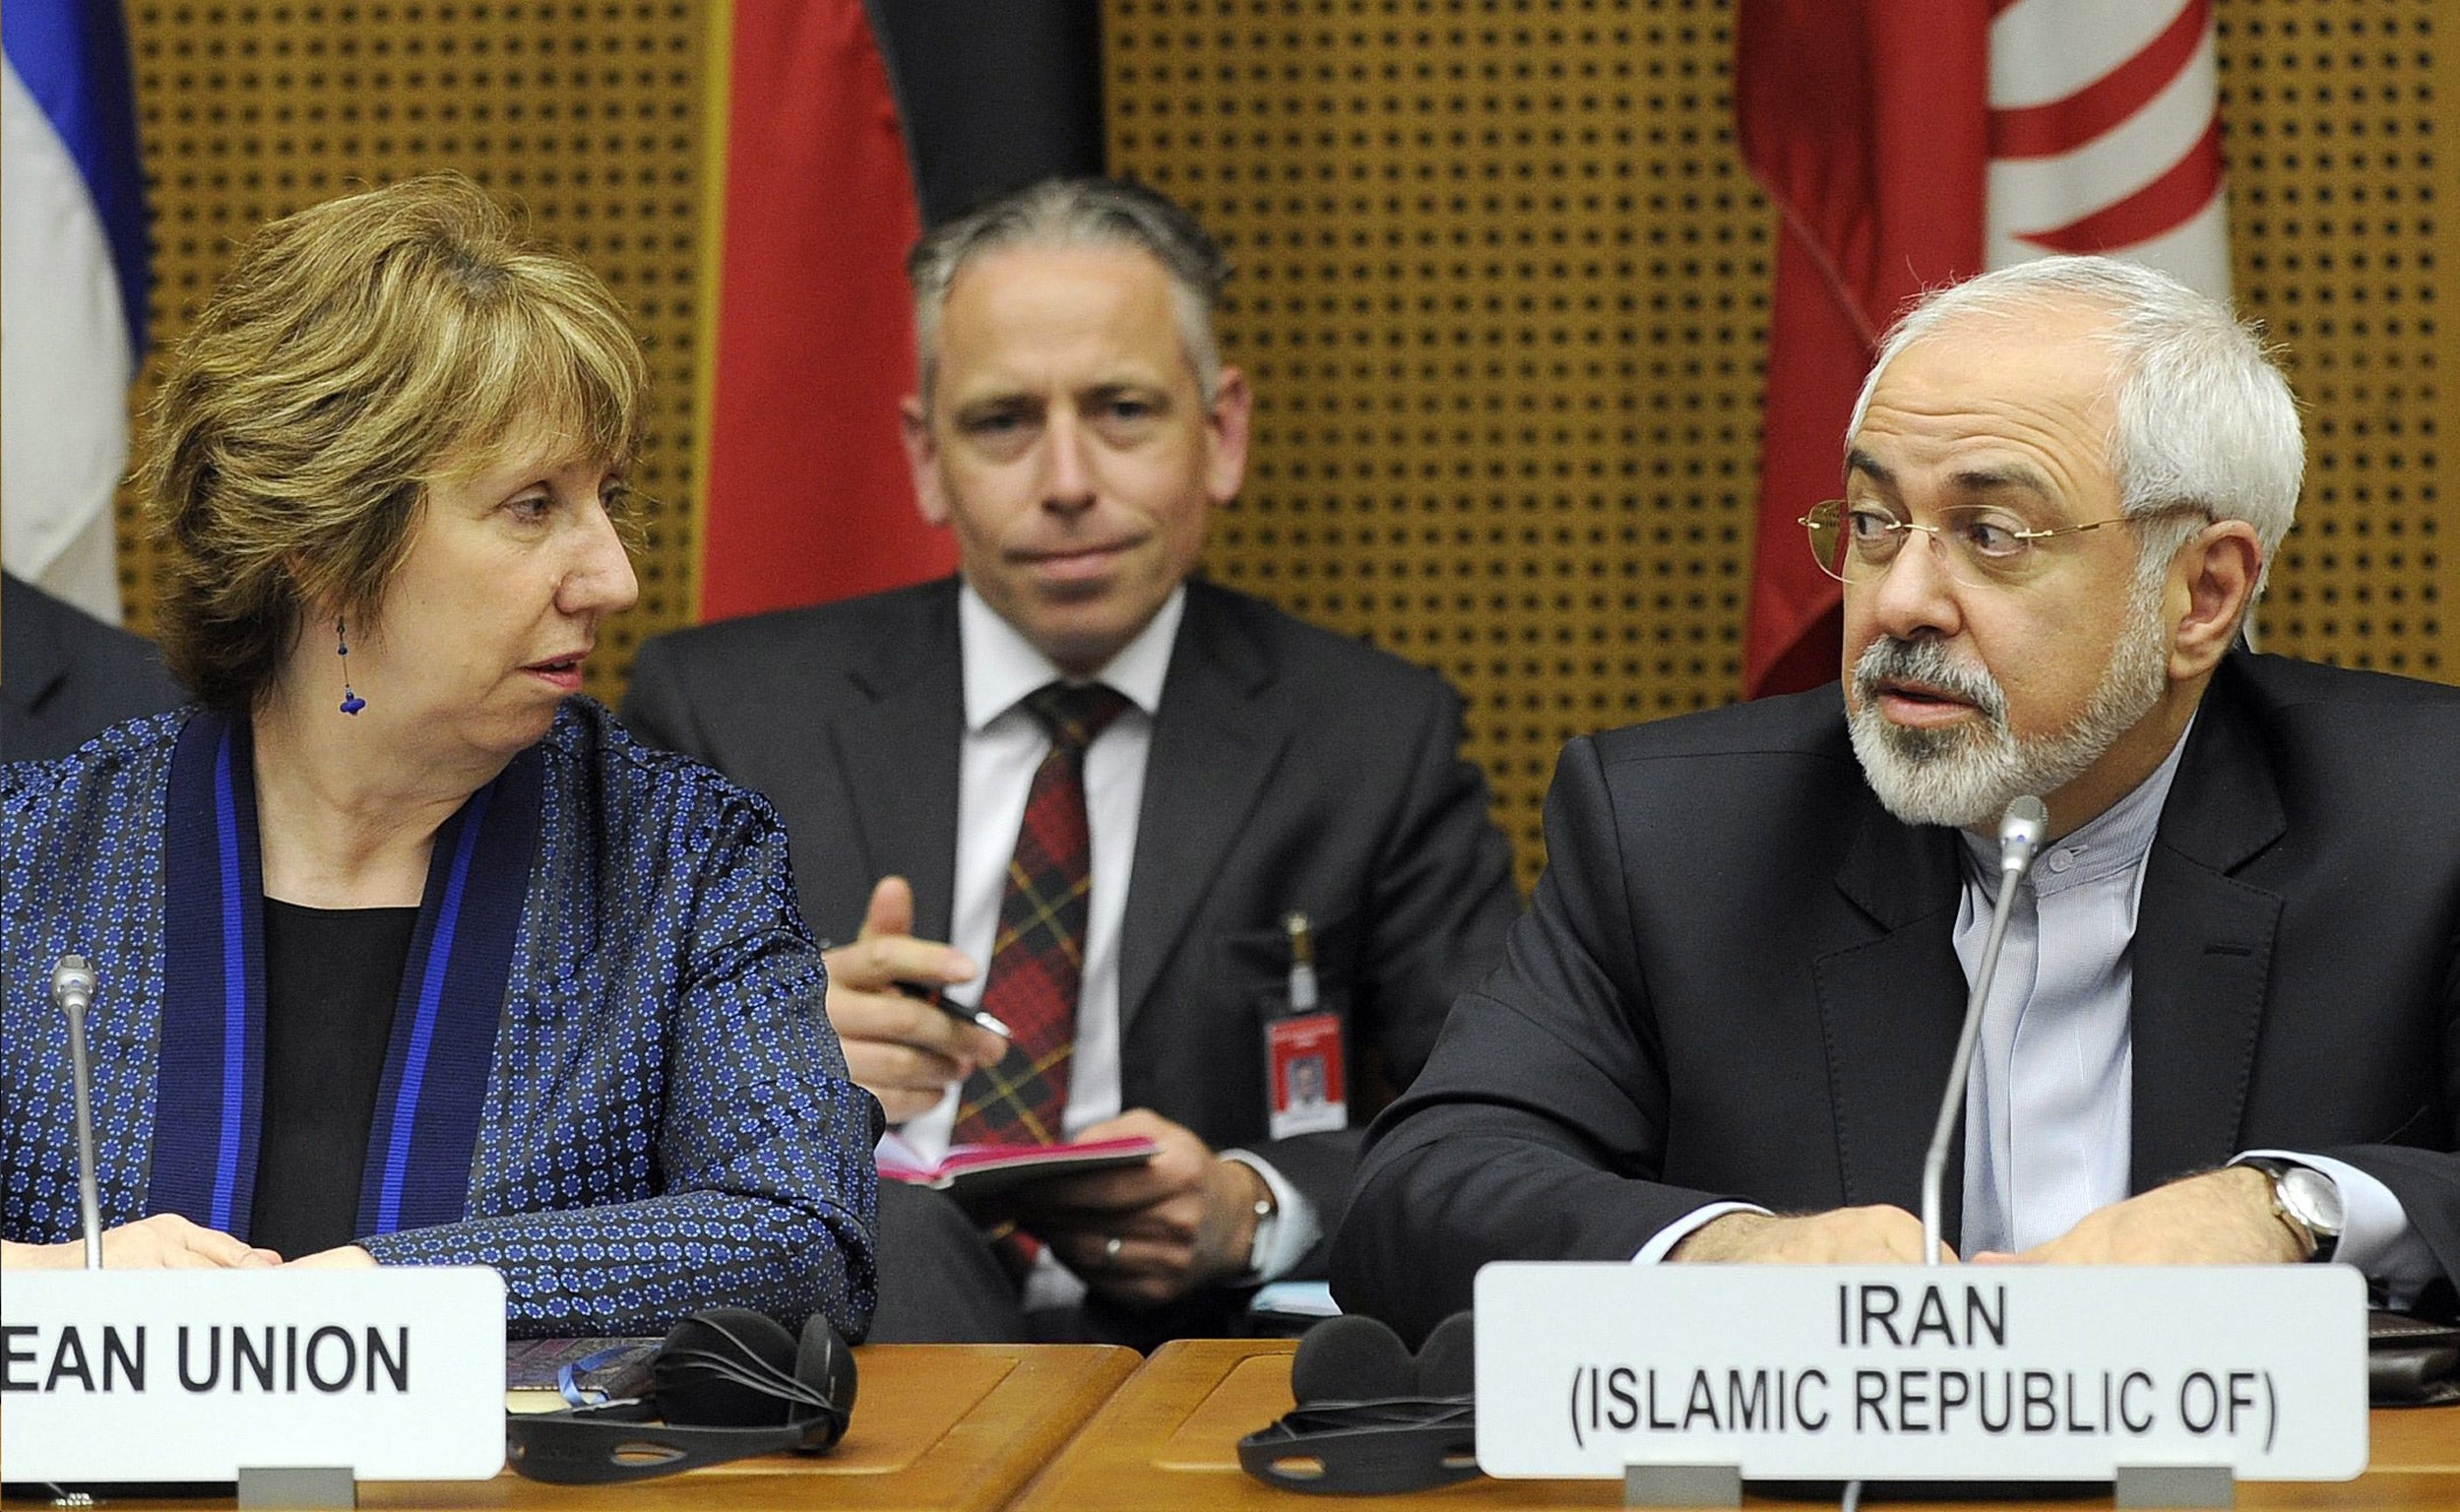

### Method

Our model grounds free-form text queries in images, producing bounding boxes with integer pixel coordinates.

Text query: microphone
[52,955,105,1270]
[1919,796,2050,1266]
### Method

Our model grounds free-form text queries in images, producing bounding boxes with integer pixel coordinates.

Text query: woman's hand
[284,1244,378,1269]
[0,1214,282,1270]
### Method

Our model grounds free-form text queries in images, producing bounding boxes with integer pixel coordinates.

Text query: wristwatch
[2236,1157,2343,1262]
[1243,1190,1280,1279]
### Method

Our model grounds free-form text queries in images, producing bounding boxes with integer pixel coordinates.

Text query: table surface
[16,1338,2451,1509]
[64,1343,1137,1512]
[1010,1339,2460,1512]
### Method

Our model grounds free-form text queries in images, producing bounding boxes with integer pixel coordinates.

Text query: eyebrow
[1843,450,2056,499]
[951,390,1041,417]
[1845,449,1892,487]
[1946,463,2055,497]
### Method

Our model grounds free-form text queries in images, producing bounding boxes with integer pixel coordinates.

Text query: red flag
[697,2,956,622]
[1734,1,1991,697]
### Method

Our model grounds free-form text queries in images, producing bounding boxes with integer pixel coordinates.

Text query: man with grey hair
[627,176,1517,1343]
[1336,254,2460,1344]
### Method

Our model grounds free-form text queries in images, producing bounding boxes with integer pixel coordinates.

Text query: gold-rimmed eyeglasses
[1799,500,2209,588]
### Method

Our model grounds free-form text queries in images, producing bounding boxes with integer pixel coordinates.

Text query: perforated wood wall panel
[1110,0,1761,880]
[116,0,708,698]
[2220,3,2453,682]
[111,2,2456,888]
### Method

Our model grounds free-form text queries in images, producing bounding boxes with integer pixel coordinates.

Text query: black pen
[818,936,1014,1043]
[896,979,1013,1042]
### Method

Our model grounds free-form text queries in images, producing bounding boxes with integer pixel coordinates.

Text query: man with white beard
[1334,256,2460,1345]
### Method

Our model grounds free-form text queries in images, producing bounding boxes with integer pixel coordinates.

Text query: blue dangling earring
[336,617,366,715]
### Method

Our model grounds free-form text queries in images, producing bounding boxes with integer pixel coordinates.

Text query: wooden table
[80,1343,1137,1512]
[1010,1339,2460,1511]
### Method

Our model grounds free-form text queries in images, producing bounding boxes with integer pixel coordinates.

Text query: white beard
[1848,583,2169,830]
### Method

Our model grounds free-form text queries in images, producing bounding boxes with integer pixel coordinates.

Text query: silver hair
[906,176,1229,410]
[1845,256,2303,599]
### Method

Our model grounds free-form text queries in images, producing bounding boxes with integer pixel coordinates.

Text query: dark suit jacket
[1334,652,2460,1343]
[2,572,184,762]
[623,577,1520,1276]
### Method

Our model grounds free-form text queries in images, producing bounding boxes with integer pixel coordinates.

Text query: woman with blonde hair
[1,175,877,1340]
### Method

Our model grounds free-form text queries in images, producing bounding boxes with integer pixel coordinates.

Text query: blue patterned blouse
[2,698,878,1339]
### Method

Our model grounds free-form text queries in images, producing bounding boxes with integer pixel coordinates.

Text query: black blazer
[1334,652,2460,1343]
[623,577,1520,1274]
[2,572,184,762]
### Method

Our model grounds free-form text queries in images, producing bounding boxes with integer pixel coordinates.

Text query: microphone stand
[1919,797,2049,1267]
[54,954,105,1270]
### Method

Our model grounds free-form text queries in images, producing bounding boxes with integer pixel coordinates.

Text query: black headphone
[506,1307,856,1484]
[1236,1312,1480,1496]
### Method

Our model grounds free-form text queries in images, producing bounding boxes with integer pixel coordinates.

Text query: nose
[558,500,640,618]
[1860,526,1963,644]
[1041,410,1097,513]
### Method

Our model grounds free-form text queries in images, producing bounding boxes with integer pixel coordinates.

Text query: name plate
[1475,1264,2367,1483]
[1,1268,506,1483]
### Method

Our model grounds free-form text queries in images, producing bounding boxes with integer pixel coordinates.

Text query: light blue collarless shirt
[1951,731,2183,1255]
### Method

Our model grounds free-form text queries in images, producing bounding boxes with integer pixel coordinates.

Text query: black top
[247,899,418,1259]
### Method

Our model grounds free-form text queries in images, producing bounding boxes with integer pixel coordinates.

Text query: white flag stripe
[1986,32,2218,250]
[2083,193,2233,292]
[33,503,127,627]
[1989,0,2192,111]
[1,55,139,621]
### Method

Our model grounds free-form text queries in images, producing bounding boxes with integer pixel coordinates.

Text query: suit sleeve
[1330,734,1748,1344]
[618,634,708,758]
[2321,938,2460,1310]
[362,793,882,1339]
[1240,673,1520,1277]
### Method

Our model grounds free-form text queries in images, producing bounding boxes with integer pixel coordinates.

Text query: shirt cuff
[1220,1151,1323,1283]
[2233,1149,2439,1309]
[1632,1201,1772,1265]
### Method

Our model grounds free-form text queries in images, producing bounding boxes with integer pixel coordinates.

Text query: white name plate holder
[2,1268,507,1507]
[1475,1263,2370,1509]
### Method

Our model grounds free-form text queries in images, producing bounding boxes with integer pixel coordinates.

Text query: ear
[1203,366,1253,507]
[900,395,950,530]
[2168,519,2263,680]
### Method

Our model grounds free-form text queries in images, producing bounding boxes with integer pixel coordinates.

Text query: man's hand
[823,876,1006,1122]
[1974,1166,2304,1267]
[1019,1108,1271,1308]
[1672,1206,1944,1264]
[0,1214,282,1270]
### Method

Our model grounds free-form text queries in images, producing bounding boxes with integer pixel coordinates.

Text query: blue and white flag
[3,0,149,622]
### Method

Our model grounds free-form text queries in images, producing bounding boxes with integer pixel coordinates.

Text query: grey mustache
[1854,638,2008,724]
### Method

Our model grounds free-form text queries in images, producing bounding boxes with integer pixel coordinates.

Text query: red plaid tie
[951,681,1132,1149]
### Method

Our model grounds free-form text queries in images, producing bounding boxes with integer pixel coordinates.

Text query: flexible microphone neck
[1920,796,2049,1266]
[52,955,104,1270]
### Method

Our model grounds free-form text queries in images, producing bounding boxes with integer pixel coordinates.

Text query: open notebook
[874,1133,1160,1202]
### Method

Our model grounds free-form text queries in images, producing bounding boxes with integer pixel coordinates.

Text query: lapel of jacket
[1116,585,1291,1036]
[2126,670,2288,1192]
[1814,803,1972,1234]
[829,585,966,942]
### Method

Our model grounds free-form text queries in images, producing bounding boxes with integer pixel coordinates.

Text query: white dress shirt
[887,584,1317,1305]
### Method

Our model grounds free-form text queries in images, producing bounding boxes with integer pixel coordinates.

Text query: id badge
[1264,1010,1348,1138]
